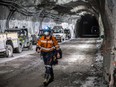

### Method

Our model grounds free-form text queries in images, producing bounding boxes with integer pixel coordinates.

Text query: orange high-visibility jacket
[37,36,59,52]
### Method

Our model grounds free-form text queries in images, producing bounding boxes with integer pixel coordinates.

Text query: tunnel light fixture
[81,0,88,2]
[56,0,88,5]
[56,0,77,5]
[71,6,87,12]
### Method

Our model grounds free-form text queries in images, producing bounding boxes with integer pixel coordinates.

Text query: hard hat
[43,26,51,32]
[43,26,51,36]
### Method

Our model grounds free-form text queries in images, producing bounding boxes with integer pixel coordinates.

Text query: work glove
[57,53,60,59]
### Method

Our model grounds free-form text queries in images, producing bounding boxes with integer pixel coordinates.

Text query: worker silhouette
[36,26,60,86]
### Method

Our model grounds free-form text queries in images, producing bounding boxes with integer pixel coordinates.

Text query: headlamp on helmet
[43,26,51,36]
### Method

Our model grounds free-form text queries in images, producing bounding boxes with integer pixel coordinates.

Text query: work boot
[43,78,49,86]
[43,74,50,86]
[49,73,54,83]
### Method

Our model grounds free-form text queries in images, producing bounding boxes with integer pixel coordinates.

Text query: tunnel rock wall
[100,0,116,82]
[0,5,38,34]
[0,5,56,34]
[0,6,9,32]
[74,14,100,38]
[98,14,104,36]
[0,0,56,34]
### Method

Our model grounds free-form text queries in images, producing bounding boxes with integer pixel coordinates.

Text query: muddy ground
[0,38,108,87]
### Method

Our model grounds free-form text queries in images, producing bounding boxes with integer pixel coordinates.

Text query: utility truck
[52,26,66,42]
[0,32,19,57]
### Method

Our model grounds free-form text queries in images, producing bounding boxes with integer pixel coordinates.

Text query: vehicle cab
[52,26,66,42]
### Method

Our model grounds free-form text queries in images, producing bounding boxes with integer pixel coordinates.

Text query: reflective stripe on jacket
[37,36,59,52]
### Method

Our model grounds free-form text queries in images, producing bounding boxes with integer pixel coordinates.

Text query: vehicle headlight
[113,62,116,67]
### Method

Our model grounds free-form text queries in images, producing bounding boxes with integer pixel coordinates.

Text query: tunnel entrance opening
[75,14,100,38]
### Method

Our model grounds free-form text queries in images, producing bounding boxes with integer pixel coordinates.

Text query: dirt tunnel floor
[0,38,107,87]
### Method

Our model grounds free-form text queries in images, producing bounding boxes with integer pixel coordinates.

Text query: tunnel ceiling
[0,0,100,19]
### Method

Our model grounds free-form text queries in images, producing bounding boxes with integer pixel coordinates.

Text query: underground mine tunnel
[75,14,100,38]
[0,0,116,87]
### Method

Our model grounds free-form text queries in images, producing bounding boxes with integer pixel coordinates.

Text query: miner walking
[36,26,60,86]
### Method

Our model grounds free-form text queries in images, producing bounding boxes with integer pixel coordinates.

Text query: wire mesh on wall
[107,0,114,12]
